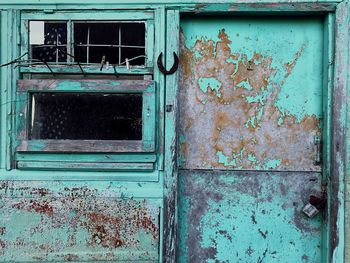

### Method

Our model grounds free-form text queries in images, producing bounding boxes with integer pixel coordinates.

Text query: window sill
[17,140,155,153]
[19,65,153,75]
[0,169,160,181]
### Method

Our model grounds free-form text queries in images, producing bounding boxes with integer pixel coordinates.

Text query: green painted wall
[0,1,348,263]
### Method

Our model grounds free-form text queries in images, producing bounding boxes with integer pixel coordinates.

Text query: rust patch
[1,184,159,261]
[12,199,54,217]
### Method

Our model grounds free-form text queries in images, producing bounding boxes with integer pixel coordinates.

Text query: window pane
[73,23,89,45]
[74,46,88,63]
[121,47,145,66]
[31,46,67,63]
[89,23,119,45]
[73,22,146,66]
[30,93,143,140]
[89,46,119,64]
[30,21,67,62]
[121,23,145,46]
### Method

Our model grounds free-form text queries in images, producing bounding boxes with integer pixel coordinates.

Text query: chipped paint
[198,77,222,98]
[0,181,159,261]
[179,17,323,171]
[178,170,322,263]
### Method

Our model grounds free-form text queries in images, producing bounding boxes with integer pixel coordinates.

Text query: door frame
[163,2,348,262]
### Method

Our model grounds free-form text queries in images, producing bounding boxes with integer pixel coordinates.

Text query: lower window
[14,79,156,171]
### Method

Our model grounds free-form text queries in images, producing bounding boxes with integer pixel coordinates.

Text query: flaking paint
[179,17,323,171]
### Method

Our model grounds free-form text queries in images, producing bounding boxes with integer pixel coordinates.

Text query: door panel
[178,171,321,263]
[178,16,324,262]
[178,17,323,171]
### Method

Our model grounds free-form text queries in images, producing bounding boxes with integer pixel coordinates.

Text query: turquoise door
[178,16,326,262]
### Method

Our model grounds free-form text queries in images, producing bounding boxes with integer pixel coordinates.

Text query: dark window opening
[73,22,146,65]
[30,21,67,63]
[30,93,143,140]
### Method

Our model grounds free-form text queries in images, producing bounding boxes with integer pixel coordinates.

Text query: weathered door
[177,16,326,262]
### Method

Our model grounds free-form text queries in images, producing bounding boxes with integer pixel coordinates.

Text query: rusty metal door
[177,16,326,262]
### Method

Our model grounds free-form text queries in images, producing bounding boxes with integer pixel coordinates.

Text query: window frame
[20,11,155,75]
[14,79,156,171]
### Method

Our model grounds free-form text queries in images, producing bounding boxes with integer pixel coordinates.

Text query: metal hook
[157,52,179,75]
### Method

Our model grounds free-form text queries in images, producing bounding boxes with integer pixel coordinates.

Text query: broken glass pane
[73,22,145,65]
[89,46,119,64]
[120,23,145,46]
[30,93,143,140]
[30,21,67,63]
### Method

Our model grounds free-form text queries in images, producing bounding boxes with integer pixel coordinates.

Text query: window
[15,12,157,173]
[21,11,154,74]
[16,79,155,152]
[73,22,146,65]
[30,92,143,140]
[15,79,156,171]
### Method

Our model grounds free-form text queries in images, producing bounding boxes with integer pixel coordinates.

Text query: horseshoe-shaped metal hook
[157,52,179,75]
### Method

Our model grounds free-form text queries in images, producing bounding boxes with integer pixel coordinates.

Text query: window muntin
[30,93,143,140]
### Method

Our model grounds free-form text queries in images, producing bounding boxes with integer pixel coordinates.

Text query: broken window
[29,21,68,63]
[29,21,146,66]
[30,93,143,140]
[73,22,145,65]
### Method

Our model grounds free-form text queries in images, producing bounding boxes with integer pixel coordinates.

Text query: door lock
[302,195,327,218]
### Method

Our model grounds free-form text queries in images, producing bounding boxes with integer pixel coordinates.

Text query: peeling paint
[178,170,322,263]
[0,182,159,261]
[179,17,323,171]
[198,77,222,98]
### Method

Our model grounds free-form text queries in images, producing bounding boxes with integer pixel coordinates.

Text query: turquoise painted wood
[177,16,328,263]
[0,1,348,263]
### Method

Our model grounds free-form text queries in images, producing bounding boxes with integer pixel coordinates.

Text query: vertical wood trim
[330,2,348,262]
[154,7,166,171]
[0,11,4,169]
[163,9,179,263]
[321,12,334,263]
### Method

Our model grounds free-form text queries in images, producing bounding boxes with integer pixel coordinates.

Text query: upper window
[29,21,146,66]
[21,11,154,74]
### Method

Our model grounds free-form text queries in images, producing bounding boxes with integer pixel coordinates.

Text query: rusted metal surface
[0,181,159,262]
[178,17,323,171]
[177,170,322,263]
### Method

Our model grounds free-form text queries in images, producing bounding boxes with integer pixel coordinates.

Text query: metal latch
[313,135,321,165]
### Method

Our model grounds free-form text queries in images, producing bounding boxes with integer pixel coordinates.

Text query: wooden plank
[17,161,154,171]
[0,0,342,8]
[321,12,334,263]
[163,9,179,263]
[154,7,166,172]
[21,10,154,20]
[16,152,157,163]
[329,2,348,262]
[16,140,150,153]
[17,79,154,92]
